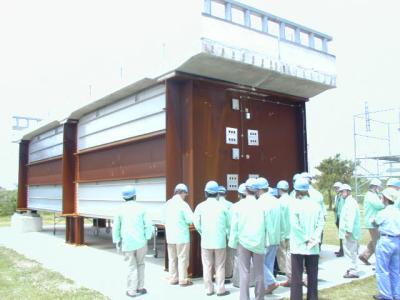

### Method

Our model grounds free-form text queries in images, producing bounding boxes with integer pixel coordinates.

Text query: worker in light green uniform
[229,178,267,300]
[276,180,292,287]
[338,184,361,278]
[290,177,325,300]
[256,177,281,295]
[112,185,154,298]
[164,183,194,286]
[218,185,234,280]
[333,181,344,257]
[359,178,384,265]
[194,181,230,297]
[386,178,400,209]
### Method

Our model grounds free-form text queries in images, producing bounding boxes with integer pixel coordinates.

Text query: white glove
[115,241,122,253]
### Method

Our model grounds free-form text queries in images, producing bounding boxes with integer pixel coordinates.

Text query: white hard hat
[245,178,259,192]
[174,183,188,193]
[382,188,398,202]
[339,184,352,192]
[294,178,309,191]
[204,181,219,194]
[333,182,342,188]
[277,180,289,190]
[237,183,247,195]
[255,177,269,190]
[370,178,382,187]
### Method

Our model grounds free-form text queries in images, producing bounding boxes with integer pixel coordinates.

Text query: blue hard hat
[122,185,136,200]
[256,177,269,190]
[293,173,301,182]
[205,181,219,194]
[294,178,309,192]
[277,180,289,190]
[174,183,188,193]
[237,183,247,195]
[387,178,400,188]
[245,178,259,192]
[218,186,227,194]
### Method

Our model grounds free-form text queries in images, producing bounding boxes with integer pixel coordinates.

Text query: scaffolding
[353,105,400,200]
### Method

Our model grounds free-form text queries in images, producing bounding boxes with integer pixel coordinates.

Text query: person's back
[229,195,266,254]
[113,201,153,252]
[258,192,281,247]
[339,195,361,241]
[164,194,193,244]
[279,193,291,241]
[194,197,230,249]
[364,190,384,229]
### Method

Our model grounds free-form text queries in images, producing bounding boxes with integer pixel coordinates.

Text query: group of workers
[333,178,400,300]
[112,173,400,300]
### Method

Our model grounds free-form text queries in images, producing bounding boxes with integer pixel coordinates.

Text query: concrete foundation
[11,212,43,233]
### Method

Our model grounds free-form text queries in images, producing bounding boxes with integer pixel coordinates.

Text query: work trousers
[124,245,147,293]
[361,228,380,260]
[343,237,358,275]
[291,254,319,300]
[201,248,227,294]
[336,219,344,254]
[264,245,278,286]
[277,239,291,282]
[238,243,265,300]
[376,236,400,300]
[225,246,234,278]
[167,242,190,284]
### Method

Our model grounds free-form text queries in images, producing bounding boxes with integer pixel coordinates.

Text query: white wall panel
[27,185,62,212]
[77,178,166,221]
[77,84,166,150]
[29,126,64,163]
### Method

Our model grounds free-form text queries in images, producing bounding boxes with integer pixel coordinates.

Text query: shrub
[0,190,17,216]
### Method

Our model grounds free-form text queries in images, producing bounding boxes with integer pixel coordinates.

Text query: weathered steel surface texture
[62,121,77,215]
[77,135,166,182]
[17,140,29,209]
[27,157,62,185]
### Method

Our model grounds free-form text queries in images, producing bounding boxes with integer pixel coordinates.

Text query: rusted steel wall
[77,135,166,182]
[17,140,29,209]
[27,157,63,185]
[166,75,308,277]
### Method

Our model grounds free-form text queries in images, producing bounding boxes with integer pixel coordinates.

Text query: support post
[17,140,29,210]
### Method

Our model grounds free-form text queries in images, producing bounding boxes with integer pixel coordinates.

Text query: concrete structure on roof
[15,0,336,277]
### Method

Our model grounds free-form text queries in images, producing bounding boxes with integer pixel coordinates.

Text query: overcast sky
[1,0,399,189]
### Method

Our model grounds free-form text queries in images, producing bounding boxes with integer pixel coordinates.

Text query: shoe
[343,271,359,279]
[180,280,193,287]
[126,291,138,297]
[206,291,215,296]
[136,289,147,295]
[372,295,385,300]
[265,282,279,294]
[217,291,230,296]
[359,255,371,265]
[336,252,344,257]
[279,281,290,287]
[169,281,179,285]
[224,279,231,284]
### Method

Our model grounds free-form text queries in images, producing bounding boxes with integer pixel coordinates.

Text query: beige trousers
[277,239,291,281]
[124,245,147,293]
[167,243,190,284]
[343,237,359,274]
[361,228,380,260]
[201,248,227,294]
[225,246,234,278]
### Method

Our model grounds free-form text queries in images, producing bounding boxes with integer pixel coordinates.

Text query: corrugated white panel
[77,84,166,150]
[29,126,64,163]
[77,178,166,221]
[27,185,62,212]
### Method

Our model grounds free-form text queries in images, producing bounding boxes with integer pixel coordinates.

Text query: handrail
[203,0,332,53]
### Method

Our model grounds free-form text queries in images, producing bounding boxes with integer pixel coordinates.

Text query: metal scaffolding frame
[353,106,400,200]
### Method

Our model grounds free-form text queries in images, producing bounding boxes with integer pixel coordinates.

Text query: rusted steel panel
[17,140,29,209]
[78,135,166,182]
[62,121,78,215]
[27,158,62,185]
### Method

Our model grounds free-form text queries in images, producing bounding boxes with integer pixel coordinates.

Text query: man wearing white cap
[164,183,194,286]
[229,178,267,300]
[194,181,230,296]
[359,178,384,265]
[333,182,344,257]
[113,185,154,297]
[372,188,400,300]
[338,184,361,279]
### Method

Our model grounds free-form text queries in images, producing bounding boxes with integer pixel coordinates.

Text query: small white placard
[227,174,239,191]
[226,127,238,145]
[247,129,259,146]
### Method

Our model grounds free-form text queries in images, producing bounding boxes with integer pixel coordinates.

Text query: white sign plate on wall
[226,127,238,145]
[247,129,259,146]
[227,174,239,191]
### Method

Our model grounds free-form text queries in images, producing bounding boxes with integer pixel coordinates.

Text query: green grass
[323,209,370,246]
[0,246,109,300]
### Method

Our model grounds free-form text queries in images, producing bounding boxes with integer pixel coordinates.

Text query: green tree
[315,154,355,210]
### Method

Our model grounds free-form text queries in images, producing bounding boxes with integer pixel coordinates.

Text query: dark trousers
[290,254,319,300]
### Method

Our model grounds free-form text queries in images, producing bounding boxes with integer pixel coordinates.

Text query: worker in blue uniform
[372,188,400,300]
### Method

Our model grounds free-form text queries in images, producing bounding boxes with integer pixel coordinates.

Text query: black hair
[205,192,218,198]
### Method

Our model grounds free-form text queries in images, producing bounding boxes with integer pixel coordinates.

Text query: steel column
[17,140,29,210]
